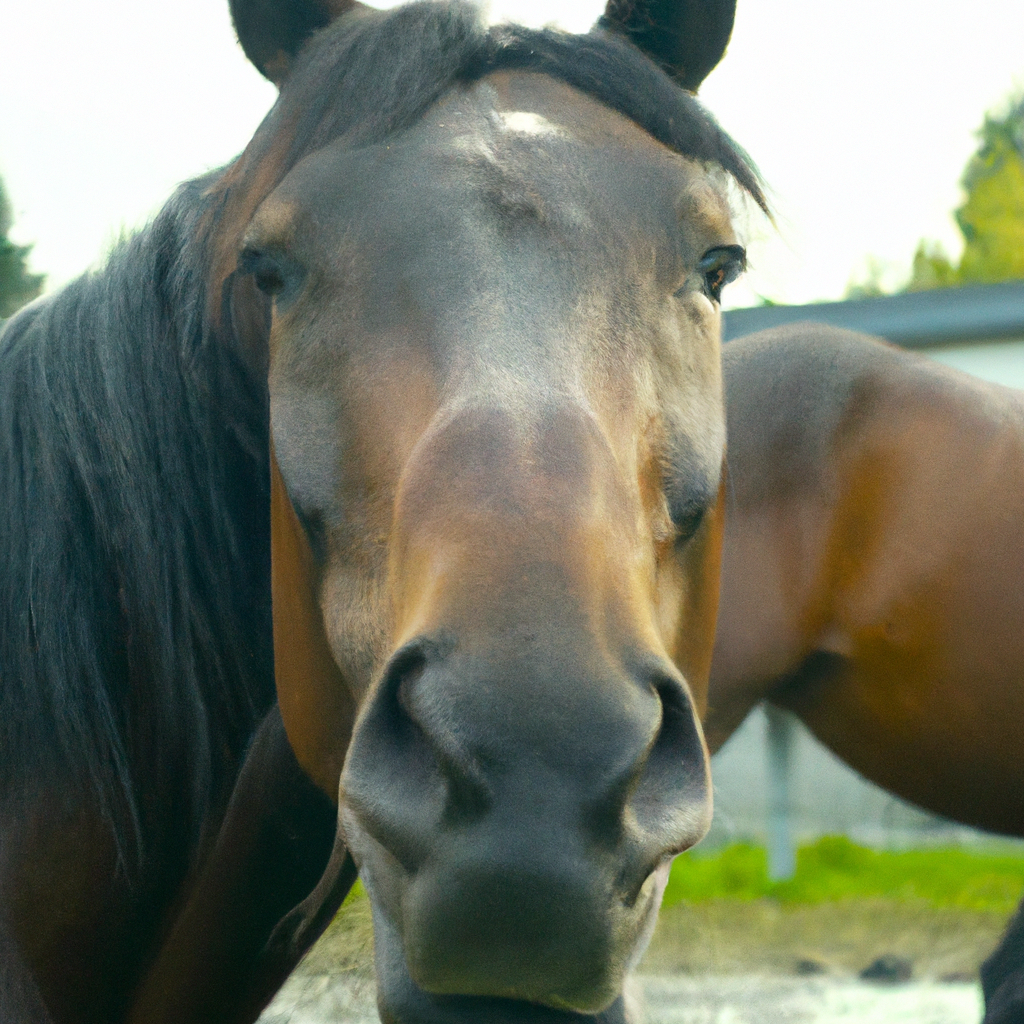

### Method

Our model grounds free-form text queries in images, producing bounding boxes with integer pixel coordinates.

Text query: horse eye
[238,248,288,298]
[698,245,746,304]
[671,500,707,545]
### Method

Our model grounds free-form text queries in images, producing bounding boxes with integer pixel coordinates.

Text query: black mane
[0,0,761,868]
[250,0,765,210]
[0,179,274,865]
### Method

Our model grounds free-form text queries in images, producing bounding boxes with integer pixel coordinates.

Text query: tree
[955,96,1024,284]
[0,175,44,318]
[906,240,959,292]
[905,93,1024,292]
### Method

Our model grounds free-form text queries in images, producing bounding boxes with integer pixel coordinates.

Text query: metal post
[765,703,796,881]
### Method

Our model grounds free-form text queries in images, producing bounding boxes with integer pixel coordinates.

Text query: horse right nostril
[341,637,494,871]
[397,650,493,824]
[583,670,710,902]
[341,640,448,872]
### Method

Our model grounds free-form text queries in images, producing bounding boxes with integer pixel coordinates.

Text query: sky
[2,0,1023,308]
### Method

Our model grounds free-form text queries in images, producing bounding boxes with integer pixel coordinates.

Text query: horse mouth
[375,981,630,1024]
[356,849,652,1022]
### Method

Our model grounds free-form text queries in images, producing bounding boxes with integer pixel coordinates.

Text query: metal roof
[722,279,1024,349]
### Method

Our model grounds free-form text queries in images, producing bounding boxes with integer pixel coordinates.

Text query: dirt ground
[643,899,1007,980]
[258,896,1008,1023]
[292,894,1009,982]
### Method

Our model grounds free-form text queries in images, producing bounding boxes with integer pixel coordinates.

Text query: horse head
[216,1,762,1017]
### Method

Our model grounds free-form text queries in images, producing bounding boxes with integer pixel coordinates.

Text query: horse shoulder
[709,325,882,747]
[766,341,1024,833]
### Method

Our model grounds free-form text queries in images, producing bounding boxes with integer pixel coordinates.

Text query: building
[724,279,1024,386]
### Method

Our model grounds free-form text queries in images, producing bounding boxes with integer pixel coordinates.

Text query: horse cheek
[670,474,727,722]
[271,448,357,799]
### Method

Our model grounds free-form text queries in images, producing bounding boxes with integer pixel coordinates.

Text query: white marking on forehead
[495,111,566,138]
[448,110,566,166]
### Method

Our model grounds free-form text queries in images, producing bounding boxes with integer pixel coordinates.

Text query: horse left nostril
[626,674,711,857]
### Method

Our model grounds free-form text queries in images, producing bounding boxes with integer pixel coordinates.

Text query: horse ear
[230,0,358,84]
[597,0,737,92]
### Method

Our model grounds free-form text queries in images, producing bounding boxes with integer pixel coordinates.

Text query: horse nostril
[391,644,429,707]
[396,647,493,824]
[621,674,710,871]
[583,668,709,896]
[602,671,708,897]
[341,637,492,870]
[340,641,445,872]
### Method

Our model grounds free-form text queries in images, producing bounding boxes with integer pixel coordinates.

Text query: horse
[0,0,768,1020]
[711,322,1024,1024]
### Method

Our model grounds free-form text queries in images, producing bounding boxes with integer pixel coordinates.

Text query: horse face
[246,69,735,1016]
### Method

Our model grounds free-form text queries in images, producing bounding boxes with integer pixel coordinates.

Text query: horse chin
[345,811,670,1023]
[368,895,636,1024]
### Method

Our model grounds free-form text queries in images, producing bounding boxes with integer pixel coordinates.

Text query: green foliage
[0,176,44,318]
[662,837,1024,913]
[662,842,767,903]
[955,98,1024,285]
[852,92,1024,296]
[343,878,367,907]
[906,240,960,292]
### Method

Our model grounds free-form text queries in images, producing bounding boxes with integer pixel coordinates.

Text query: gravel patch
[259,973,377,1024]
[258,897,999,1023]
[636,976,982,1023]
[260,974,984,1024]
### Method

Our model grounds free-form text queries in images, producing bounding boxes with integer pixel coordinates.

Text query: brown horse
[711,323,1024,1022]
[0,1,766,1021]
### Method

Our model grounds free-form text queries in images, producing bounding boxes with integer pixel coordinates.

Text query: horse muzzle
[339,636,711,1016]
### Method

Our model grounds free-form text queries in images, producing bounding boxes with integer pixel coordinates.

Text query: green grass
[342,878,367,907]
[662,837,1024,913]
